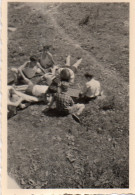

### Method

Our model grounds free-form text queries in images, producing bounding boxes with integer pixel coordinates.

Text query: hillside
[8,2,129,188]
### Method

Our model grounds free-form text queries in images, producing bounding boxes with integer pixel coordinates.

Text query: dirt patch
[8,3,129,188]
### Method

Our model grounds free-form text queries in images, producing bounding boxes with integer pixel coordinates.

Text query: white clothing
[84,78,101,98]
[32,85,48,97]
[58,68,75,83]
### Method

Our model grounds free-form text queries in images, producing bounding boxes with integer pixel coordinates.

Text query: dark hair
[52,76,61,86]
[60,69,70,81]
[43,45,50,51]
[30,55,37,62]
[47,85,58,94]
[84,73,93,79]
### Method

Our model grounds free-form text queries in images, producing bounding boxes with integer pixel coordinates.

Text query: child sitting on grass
[79,73,102,102]
[47,81,85,122]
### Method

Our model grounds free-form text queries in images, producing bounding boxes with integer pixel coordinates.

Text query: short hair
[84,73,93,79]
[43,45,50,51]
[9,88,14,95]
[60,69,70,81]
[52,76,61,86]
[30,55,37,62]
[47,85,58,94]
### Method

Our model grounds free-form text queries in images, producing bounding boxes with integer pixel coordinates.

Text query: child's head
[43,45,50,52]
[47,85,58,94]
[45,88,54,104]
[9,87,16,96]
[45,85,58,103]
[60,68,70,82]
[9,87,20,101]
[84,73,93,81]
[60,81,69,92]
[30,55,37,63]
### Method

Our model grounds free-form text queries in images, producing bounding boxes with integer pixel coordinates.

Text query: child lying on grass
[11,55,45,84]
[8,85,39,118]
[40,55,82,86]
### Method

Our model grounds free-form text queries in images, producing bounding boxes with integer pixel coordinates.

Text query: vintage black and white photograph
[7,2,129,189]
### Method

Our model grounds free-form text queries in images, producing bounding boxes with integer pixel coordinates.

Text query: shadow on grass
[43,108,81,123]
[43,108,69,118]
[75,96,97,104]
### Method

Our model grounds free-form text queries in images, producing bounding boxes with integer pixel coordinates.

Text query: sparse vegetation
[8,2,129,188]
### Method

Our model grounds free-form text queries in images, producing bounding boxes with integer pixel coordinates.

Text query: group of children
[8,45,102,121]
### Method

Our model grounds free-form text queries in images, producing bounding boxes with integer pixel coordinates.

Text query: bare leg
[65,55,71,66]
[14,85,29,92]
[69,104,85,123]
[69,104,85,115]
[76,104,85,115]
[15,90,39,102]
[72,58,82,69]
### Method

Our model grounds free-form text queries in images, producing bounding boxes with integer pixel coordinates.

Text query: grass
[8,2,129,188]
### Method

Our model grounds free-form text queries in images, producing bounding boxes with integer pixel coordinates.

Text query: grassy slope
[57,3,129,81]
[8,3,129,188]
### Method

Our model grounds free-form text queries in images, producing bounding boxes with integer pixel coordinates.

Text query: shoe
[72,113,80,123]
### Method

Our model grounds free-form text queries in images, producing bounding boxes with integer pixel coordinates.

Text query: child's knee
[78,103,85,109]
[82,104,85,109]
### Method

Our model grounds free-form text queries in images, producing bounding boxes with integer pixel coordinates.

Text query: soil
[8,3,129,189]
